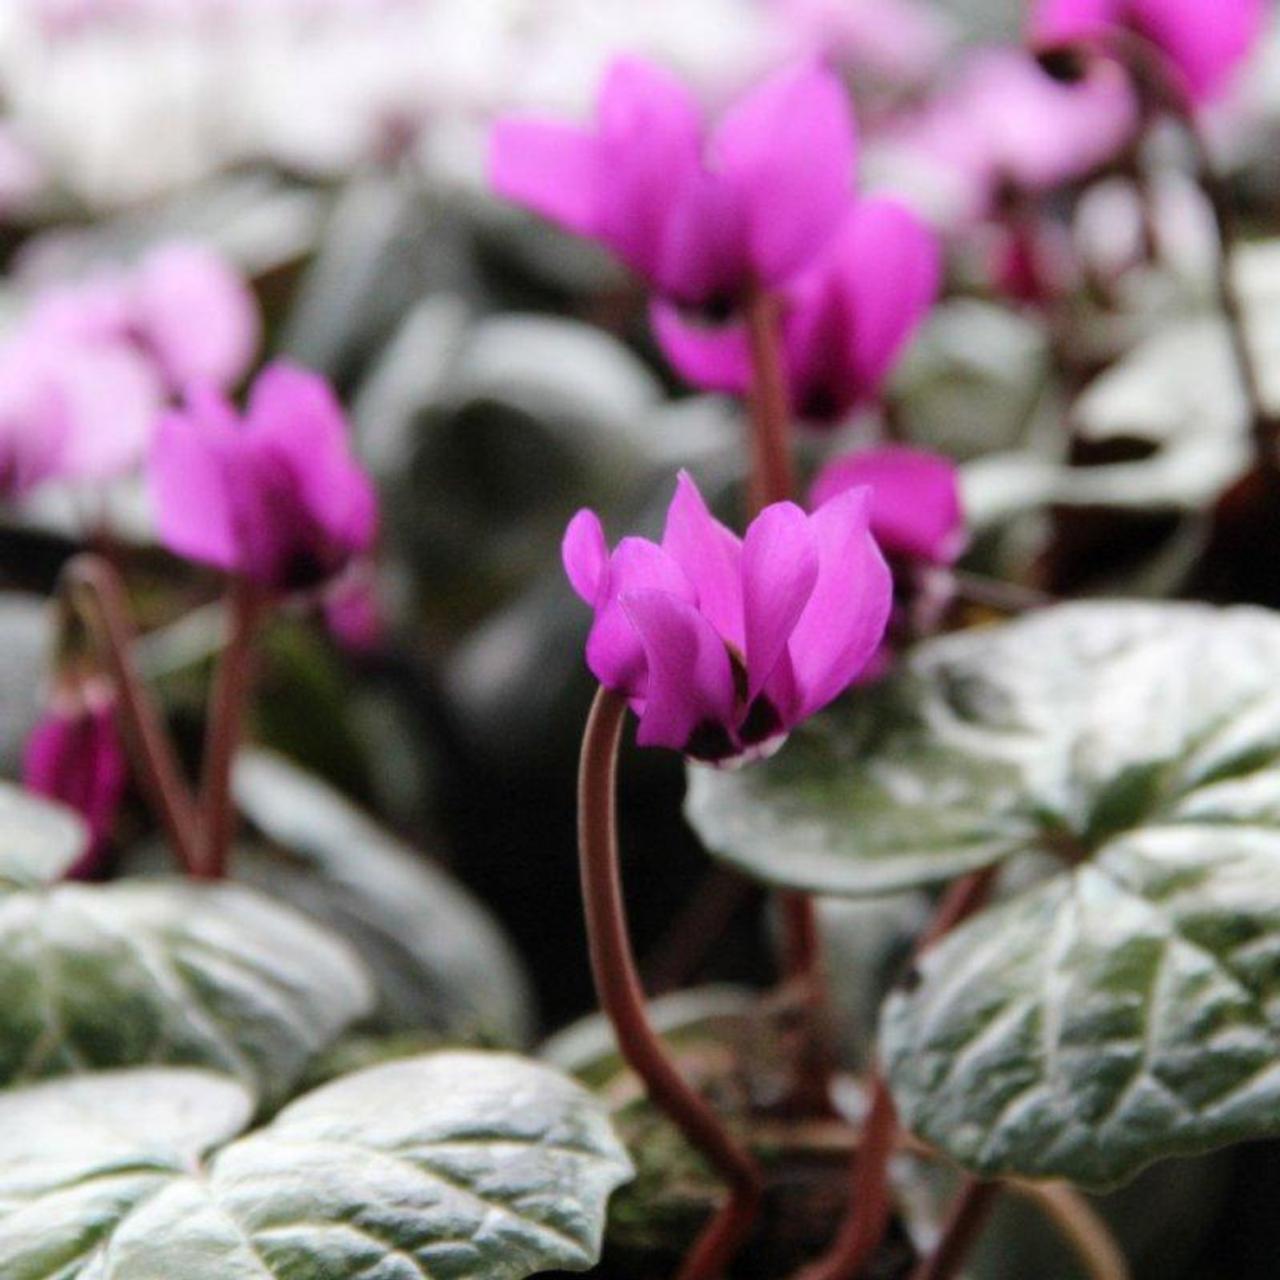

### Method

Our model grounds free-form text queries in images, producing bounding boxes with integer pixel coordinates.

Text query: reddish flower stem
[907,1179,1001,1280]
[744,284,833,1112]
[62,554,203,878]
[788,865,999,1280]
[744,286,796,513]
[579,686,763,1280]
[199,576,265,880]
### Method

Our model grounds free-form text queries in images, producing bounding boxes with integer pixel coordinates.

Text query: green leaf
[0,783,89,892]
[233,749,534,1044]
[0,1053,633,1279]
[687,601,1280,896]
[863,602,1280,1186]
[0,878,372,1106]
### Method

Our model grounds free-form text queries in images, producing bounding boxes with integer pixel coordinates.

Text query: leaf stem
[199,576,265,880]
[578,686,763,1280]
[1014,1183,1131,1280]
[907,1179,1001,1280]
[788,865,998,1280]
[61,554,203,878]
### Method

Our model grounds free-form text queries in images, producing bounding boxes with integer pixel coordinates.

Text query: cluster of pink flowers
[0,241,258,500]
[492,58,939,428]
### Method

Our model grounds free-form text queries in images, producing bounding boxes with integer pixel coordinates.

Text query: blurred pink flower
[23,682,128,875]
[1029,0,1266,106]
[881,48,1139,225]
[810,445,965,565]
[29,241,259,394]
[0,330,161,497]
[564,471,890,764]
[774,0,953,85]
[490,57,857,311]
[323,562,384,654]
[653,197,939,424]
[148,362,377,592]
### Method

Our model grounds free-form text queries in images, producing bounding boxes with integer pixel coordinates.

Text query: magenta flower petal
[649,300,753,398]
[825,199,940,400]
[585,537,694,698]
[489,118,600,238]
[23,690,128,871]
[1031,0,1119,45]
[148,362,376,591]
[660,470,744,649]
[246,362,378,559]
[709,62,858,287]
[1130,0,1265,104]
[785,485,893,719]
[564,472,891,763]
[50,343,164,480]
[811,445,966,564]
[133,242,260,391]
[563,508,611,604]
[595,57,705,285]
[148,400,240,574]
[1030,0,1263,104]
[741,502,819,702]
[622,588,738,755]
[490,56,856,309]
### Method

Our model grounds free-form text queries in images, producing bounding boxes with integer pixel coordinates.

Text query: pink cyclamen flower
[564,472,891,764]
[490,57,857,311]
[23,683,128,875]
[810,446,966,565]
[0,330,161,497]
[29,240,259,395]
[879,49,1139,227]
[654,198,939,424]
[1029,0,1265,106]
[148,361,377,592]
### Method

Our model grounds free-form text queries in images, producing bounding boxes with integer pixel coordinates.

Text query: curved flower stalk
[654,197,941,427]
[23,678,127,877]
[569,475,891,1279]
[491,56,857,314]
[148,360,378,878]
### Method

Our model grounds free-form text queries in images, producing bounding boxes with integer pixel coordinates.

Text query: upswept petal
[810,445,964,564]
[621,589,737,755]
[709,62,857,285]
[51,343,163,479]
[133,242,260,391]
[741,501,819,702]
[488,118,600,237]
[1029,0,1120,46]
[563,508,610,605]
[650,300,753,397]
[828,199,940,396]
[784,485,892,719]
[660,470,744,648]
[247,361,377,554]
[585,537,694,697]
[147,403,239,573]
[595,57,704,281]
[1130,0,1265,104]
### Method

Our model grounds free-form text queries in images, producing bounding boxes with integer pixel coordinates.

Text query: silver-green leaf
[687,601,1280,896]
[0,783,89,892]
[0,878,373,1106]
[0,1053,633,1279]
[867,603,1280,1186]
